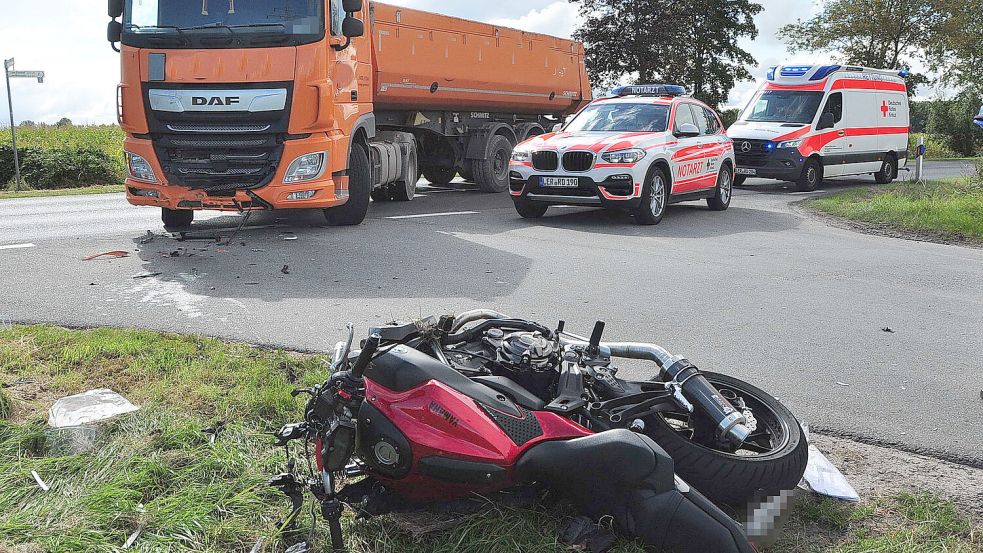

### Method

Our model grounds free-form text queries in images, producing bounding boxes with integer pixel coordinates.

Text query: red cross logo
[881,100,890,118]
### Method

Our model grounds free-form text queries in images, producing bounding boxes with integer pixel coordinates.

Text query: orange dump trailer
[107,0,591,229]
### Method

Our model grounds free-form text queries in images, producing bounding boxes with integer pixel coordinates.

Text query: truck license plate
[735,168,757,176]
[540,177,579,188]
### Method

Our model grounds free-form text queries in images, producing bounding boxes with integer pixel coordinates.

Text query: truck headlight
[511,150,531,163]
[125,152,157,183]
[601,149,646,164]
[776,139,803,149]
[284,152,327,183]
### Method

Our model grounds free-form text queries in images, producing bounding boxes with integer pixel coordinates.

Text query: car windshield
[564,103,670,133]
[122,0,325,48]
[743,91,825,124]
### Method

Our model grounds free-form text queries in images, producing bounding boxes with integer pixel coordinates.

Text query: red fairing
[363,378,593,500]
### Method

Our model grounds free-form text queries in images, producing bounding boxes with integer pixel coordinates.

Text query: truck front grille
[562,151,595,172]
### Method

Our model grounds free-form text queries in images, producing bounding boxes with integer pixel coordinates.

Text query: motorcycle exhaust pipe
[580,341,750,446]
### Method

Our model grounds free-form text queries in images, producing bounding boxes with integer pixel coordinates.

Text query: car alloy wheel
[649,174,666,218]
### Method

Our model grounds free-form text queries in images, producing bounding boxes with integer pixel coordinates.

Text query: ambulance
[728,65,910,191]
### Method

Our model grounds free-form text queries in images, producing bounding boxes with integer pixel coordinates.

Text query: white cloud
[488,2,580,39]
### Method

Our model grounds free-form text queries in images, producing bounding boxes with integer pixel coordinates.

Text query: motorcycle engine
[485,329,558,372]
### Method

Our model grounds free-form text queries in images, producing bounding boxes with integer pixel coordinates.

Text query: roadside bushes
[0,125,126,189]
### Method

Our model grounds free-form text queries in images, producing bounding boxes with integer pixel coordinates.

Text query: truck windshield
[122,0,325,48]
[743,91,825,124]
[565,103,670,133]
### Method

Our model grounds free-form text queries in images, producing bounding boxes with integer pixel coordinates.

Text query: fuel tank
[370,2,592,116]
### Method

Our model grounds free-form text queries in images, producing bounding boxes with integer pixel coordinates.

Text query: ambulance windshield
[744,91,825,125]
[565,103,670,133]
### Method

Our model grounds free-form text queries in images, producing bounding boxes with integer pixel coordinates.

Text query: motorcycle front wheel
[643,372,808,505]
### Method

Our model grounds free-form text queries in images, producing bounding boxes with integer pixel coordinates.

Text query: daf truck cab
[728,65,910,191]
[106,0,590,229]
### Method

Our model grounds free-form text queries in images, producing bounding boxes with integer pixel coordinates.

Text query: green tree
[571,0,762,108]
[55,117,73,127]
[778,0,936,93]
[927,91,983,157]
[925,0,983,95]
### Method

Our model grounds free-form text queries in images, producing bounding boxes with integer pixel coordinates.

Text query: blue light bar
[810,65,842,81]
[766,66,778,80]
[898,69,910,78]
[780,66,814,77]
[611,84,687,97]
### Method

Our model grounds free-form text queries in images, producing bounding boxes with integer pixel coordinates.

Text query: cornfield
[0,125,126,189]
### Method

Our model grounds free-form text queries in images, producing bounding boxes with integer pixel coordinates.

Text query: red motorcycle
[270,311,808,552]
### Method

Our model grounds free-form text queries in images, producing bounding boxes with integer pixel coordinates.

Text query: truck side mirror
[817,112,835,130]
[342,0,363,12]
[109,0,123,18]
[342,16,364,38]
[108,20,122,44]
[674,123,700,138]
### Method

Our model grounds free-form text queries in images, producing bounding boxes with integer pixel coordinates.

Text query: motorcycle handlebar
[350,333,381,379]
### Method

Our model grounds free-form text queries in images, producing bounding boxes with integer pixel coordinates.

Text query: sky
[0,0,893,126]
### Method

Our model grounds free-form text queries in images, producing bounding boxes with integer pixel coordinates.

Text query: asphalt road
[1,161,981,462]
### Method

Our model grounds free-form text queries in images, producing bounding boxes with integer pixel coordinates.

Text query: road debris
[122,523,145,549]
[132,272,162,280]
[202,420,227,443]
[281,265,290,275]
[250,538,265,553]
[280,232,298,241]
[31,470,50,491]
[882,327,895,333]
[82,251,129,261]
[835,381,849,387]
[138,231,157,245]
[48,389,141,454]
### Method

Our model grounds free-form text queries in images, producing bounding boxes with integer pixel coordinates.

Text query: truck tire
[390,147,419,202]
[795,158,823,192]
[474,135,512,193]
[324,145,371,226]
[422,166,456,186]
[162,208,194,230]
[459,161,475,183]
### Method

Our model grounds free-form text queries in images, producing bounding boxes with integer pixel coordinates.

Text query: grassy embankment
[0,325,980,552]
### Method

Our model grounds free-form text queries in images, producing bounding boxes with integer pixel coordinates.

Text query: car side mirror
[342,0,363,12]
[552,123,563,132]
[109,0,123,18]
[342,16,364,38]
[817,112,835,130]
[108,20,122,44]
[675,123,700,138]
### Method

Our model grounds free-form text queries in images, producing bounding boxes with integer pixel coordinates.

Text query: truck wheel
[514,199,548,219]
[422,166,456,186]
[874,155,897,184]
[795,159,823,192]
[324,145,371,226]
[459,161,475,183]
[707,165,733,211]
[162,208,194,230]
[474,135,512,193]
[370,187,391,202]
[391,147,418,202]
[631,167,670,225]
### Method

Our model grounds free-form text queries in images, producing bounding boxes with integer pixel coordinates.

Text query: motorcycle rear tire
[643,372,808,505]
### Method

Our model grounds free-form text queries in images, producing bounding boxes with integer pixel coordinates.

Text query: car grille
[532,151,558,171]
[734,139,774,168]
[563,151,595,172]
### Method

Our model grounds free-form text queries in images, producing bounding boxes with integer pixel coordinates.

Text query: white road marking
[0,243,36,251]
[386,211,479,220]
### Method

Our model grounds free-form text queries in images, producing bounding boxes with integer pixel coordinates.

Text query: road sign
[3,58,13,70]
[8,71,44,83]
[4,58,46,191]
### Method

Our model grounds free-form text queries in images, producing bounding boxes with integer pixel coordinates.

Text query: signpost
[4,58,45,192]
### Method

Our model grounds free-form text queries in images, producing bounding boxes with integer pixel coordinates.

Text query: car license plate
[735,168,757,176]
[540,177,579,188]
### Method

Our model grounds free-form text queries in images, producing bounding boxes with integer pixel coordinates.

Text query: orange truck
[106,0,591,229]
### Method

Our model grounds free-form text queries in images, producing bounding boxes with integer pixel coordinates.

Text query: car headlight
[601,149,646,164]
[776,139,803,149]
[511,150,531,162]
[284,152,327,183]
[125,152,157,183]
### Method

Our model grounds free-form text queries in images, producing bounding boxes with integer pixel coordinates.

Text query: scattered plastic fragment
[31,470,49,491]
[882,327,895,333]
[281,265,290,275]
[835,381,849,387]
[250,538,265,553]
[49,389,140,428]
[280,233,298,241]
[139,231,156,245]
[798,425,860,502]
[202,420,227,443]
[132,272,162,280]
[82,251,129,261]
[123,523,145,549]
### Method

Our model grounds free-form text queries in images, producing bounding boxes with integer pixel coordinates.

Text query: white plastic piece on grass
[48,389,140,428]
[31,470,50,491]
[798,424,860,502]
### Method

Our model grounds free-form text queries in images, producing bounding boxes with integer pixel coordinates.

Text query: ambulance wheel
[474,135,513,193]
[795,158,823,192]
[514,199,548,219]
[324,145,370,226]
[707,165,734,211]
[162,208,194,230]
[422,166,456,186]
[632,167,669,225]
[733,175,748,187]
[874,155,897,184]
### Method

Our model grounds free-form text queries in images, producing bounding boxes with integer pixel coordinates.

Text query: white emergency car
[508,85,736,225]
[728,64,910,191]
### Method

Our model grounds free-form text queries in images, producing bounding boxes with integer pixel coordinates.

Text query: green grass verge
[808,179,983,243]
[1,325,980,552]
[0,184,125,200]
